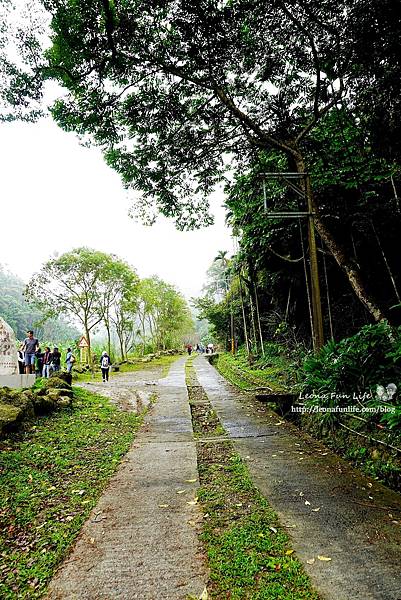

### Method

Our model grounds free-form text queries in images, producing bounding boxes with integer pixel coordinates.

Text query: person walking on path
[100,351,111,382]
[21,330,39,374]
[65,347,75,373]
[42,347,52,378]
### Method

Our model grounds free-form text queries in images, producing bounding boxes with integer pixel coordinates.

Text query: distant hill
[0,265,80,343]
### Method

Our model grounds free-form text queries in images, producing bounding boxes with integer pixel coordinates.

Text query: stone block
[0,374,36,389]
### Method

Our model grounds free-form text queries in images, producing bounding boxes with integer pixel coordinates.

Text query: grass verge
[185,359,319,600]
[213,351,292,393]
[0,387,141,599]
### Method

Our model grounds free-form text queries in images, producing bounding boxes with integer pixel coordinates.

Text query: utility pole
[261,173,324,352]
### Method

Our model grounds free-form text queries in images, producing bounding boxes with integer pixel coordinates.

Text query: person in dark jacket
[100,351,111,382]
[42,347,52,378]
[51,347,61,373]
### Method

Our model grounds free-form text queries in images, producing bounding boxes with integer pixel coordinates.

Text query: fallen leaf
[317,555,332,562]
[305,500,311,506]
[307,558,315,565]
[269,526,278,534]
[159,504,169,508]
[176,490,186,494]
[89,537,95,544]
[312,507,320,512]
[185,479,197,483]
[65,516,74,522]
[199,586,208,600]
[285,549,294,556]
[299,492,304,497]
[187,499,198,506]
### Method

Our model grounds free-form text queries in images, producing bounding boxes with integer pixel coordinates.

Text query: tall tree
[97,258,139,358]
[35,0,400,322]
[26,248,122,363]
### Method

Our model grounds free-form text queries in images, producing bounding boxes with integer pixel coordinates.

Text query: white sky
[0,117,233,299]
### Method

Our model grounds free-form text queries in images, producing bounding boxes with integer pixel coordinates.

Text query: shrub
[302,322,401,397]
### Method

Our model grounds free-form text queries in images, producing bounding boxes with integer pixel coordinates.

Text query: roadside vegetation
[186,359,319,600]
[0,387,141,599]
[210,323,401,492]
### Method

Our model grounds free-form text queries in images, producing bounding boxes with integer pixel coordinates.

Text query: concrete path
[194,356,401,600]
[47,358,207,600]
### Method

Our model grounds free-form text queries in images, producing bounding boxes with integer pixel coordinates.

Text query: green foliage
[136,276,195,353]
[37,0,383,229]
[303,322,401,397]
[215,347,292,393]
[0,265,79,342]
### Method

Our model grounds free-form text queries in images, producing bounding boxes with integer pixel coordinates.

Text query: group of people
[18,330,75,377]
[186,342,215,355]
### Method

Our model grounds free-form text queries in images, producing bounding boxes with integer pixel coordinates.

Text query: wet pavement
[47,358,207,600]
[194,356,401,600]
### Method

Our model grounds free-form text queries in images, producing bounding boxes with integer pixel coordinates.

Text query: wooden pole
[305,174,324,351]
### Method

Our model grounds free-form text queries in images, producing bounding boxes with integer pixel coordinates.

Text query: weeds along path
[193,355,401,600]
[186,357,319,600]
[47,357,207,600]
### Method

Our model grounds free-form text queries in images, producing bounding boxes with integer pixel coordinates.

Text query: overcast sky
[0,117,233,299]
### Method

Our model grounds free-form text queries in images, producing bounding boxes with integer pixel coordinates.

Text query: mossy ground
[0,387,141,599]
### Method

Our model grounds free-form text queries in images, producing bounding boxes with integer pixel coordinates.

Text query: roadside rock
[0,402,22,433]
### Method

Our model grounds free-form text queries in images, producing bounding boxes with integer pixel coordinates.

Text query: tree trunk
[84,322,92,369]
[105,320,112,359]
[294,153,388,324]
[254,284,265,356]
[238,274,250,355]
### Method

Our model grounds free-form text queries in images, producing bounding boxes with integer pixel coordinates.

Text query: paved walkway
[194,356,401,600]
[47,358,207,600]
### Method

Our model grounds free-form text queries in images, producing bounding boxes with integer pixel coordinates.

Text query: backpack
[70,355,76,364]
[101,355,109,368]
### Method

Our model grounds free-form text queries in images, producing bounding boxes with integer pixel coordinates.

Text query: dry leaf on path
[199,587,208,600]
[318,555,332,561]
[185,479,197,483]
[312,507,320,512]
[307,558,315,565]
